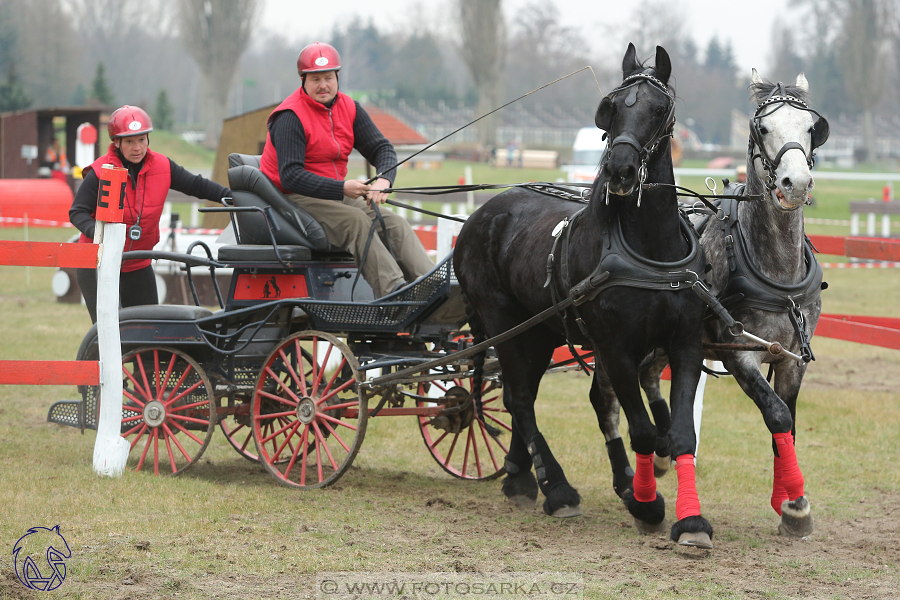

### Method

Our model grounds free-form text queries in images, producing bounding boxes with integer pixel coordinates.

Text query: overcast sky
[261,0,800,77]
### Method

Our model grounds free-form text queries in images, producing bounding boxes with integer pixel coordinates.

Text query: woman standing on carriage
[69,105,232,323]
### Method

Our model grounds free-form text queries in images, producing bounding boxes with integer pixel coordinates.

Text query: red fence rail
[808,235,900,262]
[0,240,100,386]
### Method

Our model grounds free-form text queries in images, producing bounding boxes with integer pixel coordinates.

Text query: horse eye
[759,126,769,135]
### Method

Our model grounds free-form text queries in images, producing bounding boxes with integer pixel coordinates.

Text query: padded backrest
[226,154,330,250]
[229,153,261,169]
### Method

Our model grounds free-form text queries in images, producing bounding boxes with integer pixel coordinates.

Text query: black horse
[454,44,715,547]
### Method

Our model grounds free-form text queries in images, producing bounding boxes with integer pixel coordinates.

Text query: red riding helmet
[297,42,341,75]
[107,105,153,140]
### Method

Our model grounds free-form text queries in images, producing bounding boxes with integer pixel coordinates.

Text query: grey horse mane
[748,79,809,105]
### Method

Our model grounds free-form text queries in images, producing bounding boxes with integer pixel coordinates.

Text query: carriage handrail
[185,240,225,309]
[199,205,289,267]
[122,250,225,268]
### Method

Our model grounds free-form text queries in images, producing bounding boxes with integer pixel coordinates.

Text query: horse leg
[639,350,673,477]
[588,368,633,498]
[601,354,667,533]
[499,332,582,518]
[667,350,715,548]
[724,354,812,537]
[771,360,813,537]
[501,392,539,507]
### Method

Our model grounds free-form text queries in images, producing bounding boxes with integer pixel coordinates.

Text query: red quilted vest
[260,88,357,193]
[79,145,171,272]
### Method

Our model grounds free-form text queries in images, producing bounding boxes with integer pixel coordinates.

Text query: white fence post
[92,221,130,477]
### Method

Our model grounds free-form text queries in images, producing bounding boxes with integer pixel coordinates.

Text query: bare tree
[178,0,260,148]
[836,0,884,160]
[3,0,81,106]
[456,0,506,146]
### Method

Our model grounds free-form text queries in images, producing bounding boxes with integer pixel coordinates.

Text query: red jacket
[79,145,171,272]
[260,88,357,193]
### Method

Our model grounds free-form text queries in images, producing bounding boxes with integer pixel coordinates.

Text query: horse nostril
[781,177,793,191]
[618,165,635,183]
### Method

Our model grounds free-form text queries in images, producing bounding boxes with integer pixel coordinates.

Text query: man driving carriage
[260,42,434,298]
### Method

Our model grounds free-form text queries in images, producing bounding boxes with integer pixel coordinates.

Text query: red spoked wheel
[119,347,216,475]
[251,331,367,489]
[416,375,511,480]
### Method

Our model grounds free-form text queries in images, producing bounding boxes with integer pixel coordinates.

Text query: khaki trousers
[286,193,434,297]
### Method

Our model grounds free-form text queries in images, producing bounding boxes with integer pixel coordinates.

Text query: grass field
[1,221,899,598]
[2,141,900,598]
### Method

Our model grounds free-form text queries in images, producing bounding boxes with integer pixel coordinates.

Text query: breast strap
[717,197,823,314]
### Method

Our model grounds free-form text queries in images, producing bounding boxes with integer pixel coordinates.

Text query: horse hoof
[677,531,713,549]
[550,504,583,518]
[634,517,667,535]
[653,454,671,478]
[779,496,813,538]
[507,494,537,508]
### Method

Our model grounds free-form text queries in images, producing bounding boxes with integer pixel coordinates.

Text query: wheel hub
[143,400,166,428]
[431,386,474,433]
[296,397,317,424]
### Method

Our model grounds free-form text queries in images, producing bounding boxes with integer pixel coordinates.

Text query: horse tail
[466,298,501,438]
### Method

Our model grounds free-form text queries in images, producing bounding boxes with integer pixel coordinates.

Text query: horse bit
[601,72,677,208]
[749,83,830,202]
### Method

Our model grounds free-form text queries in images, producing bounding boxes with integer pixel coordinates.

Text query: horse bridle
[600,72,677,206]
[749,83,830,198]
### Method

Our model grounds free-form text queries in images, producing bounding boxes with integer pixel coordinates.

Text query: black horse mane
[749,79,809,105]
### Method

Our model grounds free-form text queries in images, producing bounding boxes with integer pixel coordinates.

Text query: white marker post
[92,165,130,477]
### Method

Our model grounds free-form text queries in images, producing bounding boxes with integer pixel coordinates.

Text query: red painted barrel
[0,179,73,225]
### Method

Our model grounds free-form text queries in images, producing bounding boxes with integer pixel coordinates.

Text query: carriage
[45,152,541,489]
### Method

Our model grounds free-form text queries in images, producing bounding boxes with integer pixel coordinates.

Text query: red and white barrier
[0,165,130,477]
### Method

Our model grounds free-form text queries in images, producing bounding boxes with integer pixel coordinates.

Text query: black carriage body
[47,151,504,486]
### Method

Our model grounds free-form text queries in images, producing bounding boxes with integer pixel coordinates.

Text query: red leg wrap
[771,454,789,515]
[632,452,657,503]
[675,454,702,521]
[773,432,804,501]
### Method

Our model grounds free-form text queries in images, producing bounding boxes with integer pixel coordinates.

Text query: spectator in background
[45,136,69,174]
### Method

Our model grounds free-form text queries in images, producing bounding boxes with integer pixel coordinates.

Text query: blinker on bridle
[749,82,830,201]
[601,72,677,207]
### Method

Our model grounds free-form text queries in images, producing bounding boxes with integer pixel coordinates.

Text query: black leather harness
[544,207,714,372]
[715,197,823,361]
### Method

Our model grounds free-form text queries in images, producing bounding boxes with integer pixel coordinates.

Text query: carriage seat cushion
[217,244,312,263]
[118,304,214,322]
[226,153,331,252]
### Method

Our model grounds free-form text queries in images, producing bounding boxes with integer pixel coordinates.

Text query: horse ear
[595,97,613,132]
[795,72,810,92]
[811,116,830,149]
[751,68,763,85]
[654,46,671,84]
[622,42,640,77]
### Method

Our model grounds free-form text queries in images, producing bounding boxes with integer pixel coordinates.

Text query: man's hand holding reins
[365,177,392,206]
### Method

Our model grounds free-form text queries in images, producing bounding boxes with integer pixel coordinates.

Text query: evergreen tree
[0,62,32,112]
[90,61,115,105]
[153,88,174,130]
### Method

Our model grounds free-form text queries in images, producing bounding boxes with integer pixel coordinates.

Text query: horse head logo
[12,525,71,591]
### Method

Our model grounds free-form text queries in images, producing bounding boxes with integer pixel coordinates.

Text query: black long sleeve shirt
[269,101,398,200]
[70,158,231,240]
